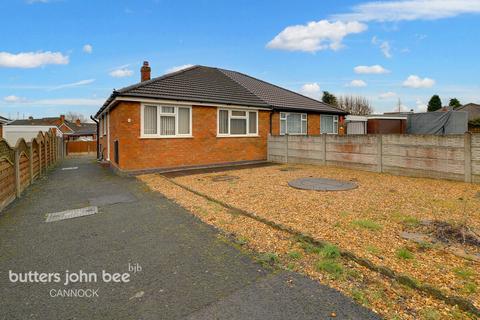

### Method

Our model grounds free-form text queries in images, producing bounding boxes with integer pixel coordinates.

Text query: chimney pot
[141,61,151,82]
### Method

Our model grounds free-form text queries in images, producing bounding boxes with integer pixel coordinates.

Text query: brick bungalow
[95,62,346,174]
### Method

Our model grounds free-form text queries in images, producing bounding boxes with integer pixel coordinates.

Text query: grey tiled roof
[68,122,96,135]
[96,65,346,117]
[9,117,59,126]
[8,118,96,135]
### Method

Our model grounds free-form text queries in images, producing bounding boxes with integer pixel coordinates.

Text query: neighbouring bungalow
[95,62,346,174]
[4,115,96,146]
[0,116,10,138]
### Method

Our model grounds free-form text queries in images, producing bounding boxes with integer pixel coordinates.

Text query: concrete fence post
[322,134,327,166]
[464,132,472,183]
[376,135,383,173]
[29,143,34,184]
[285,134,289,163]
[14,149,21,198]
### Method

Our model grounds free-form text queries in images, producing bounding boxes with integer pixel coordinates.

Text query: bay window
[141,104,191,137]
[280,112,307,135]
[320,115,339,134]
[218,109,258,136]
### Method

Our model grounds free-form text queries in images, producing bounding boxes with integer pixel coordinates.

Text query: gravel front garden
[139,163,480,319]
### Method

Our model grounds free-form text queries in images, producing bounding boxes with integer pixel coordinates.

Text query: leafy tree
[449,98,462,109]
[336,95,373,115]
[427,95,442,112]
[322,91,338,106]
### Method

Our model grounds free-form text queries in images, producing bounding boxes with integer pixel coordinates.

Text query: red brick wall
[102,102,269,172]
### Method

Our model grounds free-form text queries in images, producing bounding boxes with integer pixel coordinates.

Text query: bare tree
[336,95,373,115]
[65,112,87,123]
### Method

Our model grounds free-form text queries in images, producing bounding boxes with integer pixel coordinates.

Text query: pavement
[0,156,381,320]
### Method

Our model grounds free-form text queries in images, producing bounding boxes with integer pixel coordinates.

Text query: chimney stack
[76,119,81,126]
[141,61,151,82]
[60,114,65,123]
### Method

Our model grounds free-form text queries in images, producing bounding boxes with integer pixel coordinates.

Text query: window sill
[279,133,307,136]
[216,134,260,138]
[140,135,194,139]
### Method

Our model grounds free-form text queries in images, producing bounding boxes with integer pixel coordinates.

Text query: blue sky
[1,0,479,120]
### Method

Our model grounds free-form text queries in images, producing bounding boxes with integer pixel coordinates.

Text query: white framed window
[280,112,307,135]
[141,104,192,138]
[217,108,258,137]
[99,117,103,137]
[101,115,107,136]
[320,115,339,134]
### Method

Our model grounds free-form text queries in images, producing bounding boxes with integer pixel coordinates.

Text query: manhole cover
[288,178,357,191]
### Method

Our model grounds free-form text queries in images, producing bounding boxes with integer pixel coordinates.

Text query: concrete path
[0,157,381,320]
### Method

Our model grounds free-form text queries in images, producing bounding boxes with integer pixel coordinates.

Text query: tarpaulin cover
[407,111,467,135]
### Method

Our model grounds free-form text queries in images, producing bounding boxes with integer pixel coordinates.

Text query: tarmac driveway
[0,156,380,320]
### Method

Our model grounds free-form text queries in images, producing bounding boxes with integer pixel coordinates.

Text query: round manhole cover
[288,178,357,191]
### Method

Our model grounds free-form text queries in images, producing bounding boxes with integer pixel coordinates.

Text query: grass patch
[396,247,414,260]
[401,215,421,227]
[453,267,474,279]
[298,241,322,255]
[257,252,279,267]
[315,259,344,279]
[287,250,302,260]
[365,245,382,256]
[351,219,382,231]
[421,308,441,320]
[463,282,477,294]
[320,243,341,259]
[351,288,368,305]
[236,236,249,246]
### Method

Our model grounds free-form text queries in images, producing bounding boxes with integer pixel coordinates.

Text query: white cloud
[0,51,69,68]
[347,80,367,87]
[379,92,397,99]
[166,64,194,73]
[34,98,104,106]
[3,95,27,103]
[1,97,103,106]
[333,0,480,22]
[266,20,367,53]
[83,44,93,54]
[109,67,133,78]
[416,99,428,112]
[380,41,392,58]
[50,79,95,90]
[372,36,392,58]
[403,75,435,88]
[354,65,390,74]
[299,82,321,98]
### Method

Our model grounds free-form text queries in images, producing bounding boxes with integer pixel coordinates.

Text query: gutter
[90,115,99,159]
